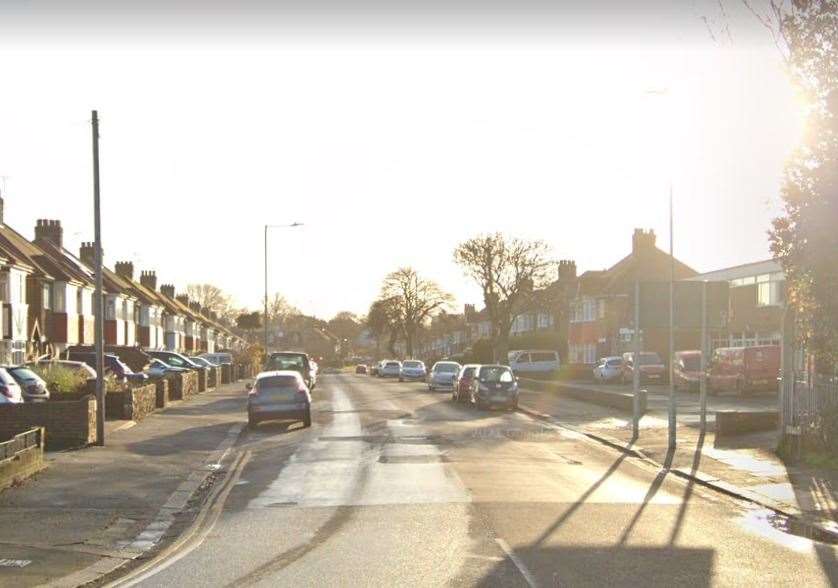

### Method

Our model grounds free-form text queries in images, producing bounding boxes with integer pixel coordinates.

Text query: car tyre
[429,384,435,391]
[399,377,404,382]
[248,416,258,429]
[303,409,312,428]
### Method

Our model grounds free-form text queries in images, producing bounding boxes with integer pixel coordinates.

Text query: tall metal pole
[91,110,105,446]
[633,280,641,439]
[264,225,268,356]
[668,185,676,450]
[700,280,708,432]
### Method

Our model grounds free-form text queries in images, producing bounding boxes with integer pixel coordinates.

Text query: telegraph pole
[633,281,642,440]
[668,186,676,450]
[91,110,105,446]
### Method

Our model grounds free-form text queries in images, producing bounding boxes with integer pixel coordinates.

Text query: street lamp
[264,222,303,356]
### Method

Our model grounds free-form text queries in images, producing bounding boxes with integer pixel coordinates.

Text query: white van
[508,350,560,376]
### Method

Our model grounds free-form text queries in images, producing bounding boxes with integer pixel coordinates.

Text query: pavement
[517,383,838,529]
[0,380,249,587]
[1,374,835,587]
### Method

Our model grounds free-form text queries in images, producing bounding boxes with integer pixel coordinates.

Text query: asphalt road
[123,374,838,587]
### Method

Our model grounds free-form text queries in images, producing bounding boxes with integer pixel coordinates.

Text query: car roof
[478,364,511,369]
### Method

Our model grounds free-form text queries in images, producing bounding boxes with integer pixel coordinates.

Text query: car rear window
[270,355,306,370]
[639,353,662,365]
[479,366,514,383]
[531,352,557,362]
[8,367,40,381]
[386,362,400,368]
[606,359,622,367]
[462,367,476,377]
[403,361,422,368]
[257,375,300,389]
[435,363,459,373]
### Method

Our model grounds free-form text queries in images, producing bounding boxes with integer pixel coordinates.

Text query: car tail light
[296,389,307,401]
[0,386,12,399]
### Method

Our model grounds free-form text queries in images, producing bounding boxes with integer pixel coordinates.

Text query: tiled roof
[0,223,54,278]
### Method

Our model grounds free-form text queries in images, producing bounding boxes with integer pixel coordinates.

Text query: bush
[30,364,88,394]
[815,407,838,455]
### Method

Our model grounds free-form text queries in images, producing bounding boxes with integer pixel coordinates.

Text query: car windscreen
[403,361,422,368]
[531,352,557,362]
[435,364,459,373]
[462,367,476,378]
[639,353,662,365]
[479,366,514,383]
[606,359,622,367]
[385,362,400,368]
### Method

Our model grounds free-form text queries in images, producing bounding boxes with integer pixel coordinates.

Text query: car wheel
[399,377,404,382]
[510,399,518,410]
[248,416,258,429]
[429,384,435,391]
[303,410,312,428]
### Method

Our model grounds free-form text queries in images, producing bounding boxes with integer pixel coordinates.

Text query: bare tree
[379,267,452,357]
[454,233,553,362]
[186,284,236,322]
[367,297,402,356]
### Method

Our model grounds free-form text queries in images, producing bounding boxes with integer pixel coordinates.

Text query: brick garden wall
[105,384,158,422]
[168,371,199,401]
[0,397,97,449]
[154,378,169,408]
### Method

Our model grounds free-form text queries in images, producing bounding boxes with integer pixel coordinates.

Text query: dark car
[3,366,50,402]
[452,364,480,403]
[247,370,312,428]
[67,351,149,384]
[266,352,316,390]
[468,364,519,410]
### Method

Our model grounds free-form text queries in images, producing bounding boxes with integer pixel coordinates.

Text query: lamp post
[264,223,303,357]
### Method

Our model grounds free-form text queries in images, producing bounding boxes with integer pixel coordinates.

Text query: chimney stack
[34,219,64,249]
[79,242,96,267]
[176,293,189,305]
[115,261,134,280]
[558,259,577,282]
[189,302,202,314]
[140,271,157,291]
[632,228,656,256]
[160,284,176,299]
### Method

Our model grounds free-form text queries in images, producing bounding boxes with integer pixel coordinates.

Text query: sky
[0,1,804,319]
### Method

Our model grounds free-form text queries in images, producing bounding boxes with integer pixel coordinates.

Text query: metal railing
[0,428,43,462]
[782,373,838,434]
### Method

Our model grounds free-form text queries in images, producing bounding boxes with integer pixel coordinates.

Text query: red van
[707,345,780,395]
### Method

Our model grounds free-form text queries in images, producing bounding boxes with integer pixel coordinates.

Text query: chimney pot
[34,218,64,249]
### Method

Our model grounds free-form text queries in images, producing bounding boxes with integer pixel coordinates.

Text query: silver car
[4,366,50,402]
[399,360,426,382]
[428,361,461,391]
[380,360,402,378]
[0,368,24,404]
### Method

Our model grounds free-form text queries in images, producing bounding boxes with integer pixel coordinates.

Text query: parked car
[453,364,480,402]
[673,350,703,392]
[0,368,25,404]
[266,352,316,390]
[189,356,216,369]
[67,351,148,384]
[592,356,623,384]
[199,352,234,366]
[148,351,205,373]
[246,370,312,428]
[707,345,780,395]
[145,358,189,379]
[428,361,461,391]
[399,360,426,382]
[355,364,368,374]
[621,352,666,384]
[508,350,560,376]
[380,360,402,378]
[3,366,50,402]
[468,364,519,410]
[30,360,97,382]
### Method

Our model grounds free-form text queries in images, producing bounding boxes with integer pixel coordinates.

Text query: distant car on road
[0,368,25,404]
[428,361,461,391]
[399,360,426,382]
[452,364,480,402]
[380,360,402,378]
[266,352,317,390]
[508,350,560,376]
[355,364,368,375]
[592,356,623,383]
[621,352,666,384]
[3,366,49,402]
[708,345,780,395]
[247,370,312,428]
[468,364,519,410]
[673,350,703,391]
